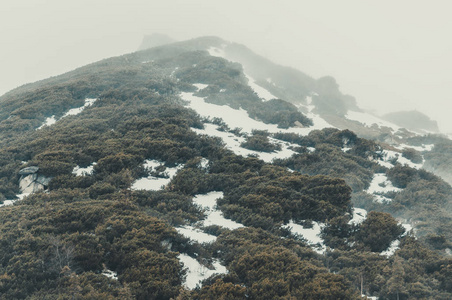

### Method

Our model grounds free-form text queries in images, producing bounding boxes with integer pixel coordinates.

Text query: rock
[18,166,51,194]
[18,166,39,175]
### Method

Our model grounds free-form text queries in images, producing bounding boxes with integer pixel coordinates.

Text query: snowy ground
[367,173,402,203]
[176,191,244,244]
[0,193,30,208]
[244,73,276,101]
[349,207,368,225]
[183,86,334,163]
[346,110,400,132]
[283,220,326,254]
[37,98,97,130]
[375,149,424,170]
[176,226,217,244]
[131,160,183,191]
[101,269,118,280]
[178,253,227,289]
[72,162,96,176]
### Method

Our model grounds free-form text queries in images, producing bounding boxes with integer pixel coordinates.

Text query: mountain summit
[0,36,451,299]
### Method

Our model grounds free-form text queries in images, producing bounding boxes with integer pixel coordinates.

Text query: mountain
[0,36,451,299]
[138,33,176,51]
[382,110,440,133]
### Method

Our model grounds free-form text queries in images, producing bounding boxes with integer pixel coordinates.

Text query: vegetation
[0,37,451,299]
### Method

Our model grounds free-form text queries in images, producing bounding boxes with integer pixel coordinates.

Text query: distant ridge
[138,33,176,50]
[382,110,439,133]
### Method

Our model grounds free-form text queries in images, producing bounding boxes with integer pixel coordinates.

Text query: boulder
[18,166,39,175]
[18,166,51,194]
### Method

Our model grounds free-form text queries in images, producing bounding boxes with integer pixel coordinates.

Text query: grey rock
[18,166,39,175]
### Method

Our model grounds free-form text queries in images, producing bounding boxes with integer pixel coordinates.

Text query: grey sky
[1,0,452,132]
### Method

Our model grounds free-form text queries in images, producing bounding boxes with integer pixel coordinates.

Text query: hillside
[0,36,451,299]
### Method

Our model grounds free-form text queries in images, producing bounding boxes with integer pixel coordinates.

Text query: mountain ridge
[0,35,451,299]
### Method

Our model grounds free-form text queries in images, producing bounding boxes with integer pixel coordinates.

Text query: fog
[1,0,452,133]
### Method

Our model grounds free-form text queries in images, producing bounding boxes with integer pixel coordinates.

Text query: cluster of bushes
[1,38,452,299]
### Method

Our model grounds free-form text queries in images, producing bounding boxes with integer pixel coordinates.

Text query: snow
[143,159,162,170]
[176,226,217,244]
[72,163,96,176]
[102,269,118,280]
[393,143,434,152]
[0,193,30,208]
[63,98,96,117]
[36,98,97,130]
[380,221,413,257]
[192,124,296,163]
[244,73,276,101]
[346,111,400,131]
[183,85,332,135]
[37,115,57,129]
[131,160,183,191]
[382,150,423,169]
[349,208,368,225]
[0,200,16,208]
[176,192,243,245]
[283,220,325,254]
[198,158,209,170]
[367,173,402,203]
[178,253,227,289]
[296,98,336,130]
[182,87,334,163]
[380,240,400,257]
[193,83,209,90]
[207,46,226,58]
[193,192,244,230]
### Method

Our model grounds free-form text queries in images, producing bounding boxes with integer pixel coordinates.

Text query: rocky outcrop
[19,167,52,194]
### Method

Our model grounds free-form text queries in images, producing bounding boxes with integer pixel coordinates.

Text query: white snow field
[176,192,244,244]
[178,253,227,289]
[349,207,368,225]
[182,86,335,163]
[367,173,402,203]
[283,220,326,254]
[72,162,96,176]
[176,225,217,244]
[192,192,244,230]
[131,159,183,191]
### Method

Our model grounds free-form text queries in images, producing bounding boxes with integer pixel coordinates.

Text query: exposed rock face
[18,167,51,194]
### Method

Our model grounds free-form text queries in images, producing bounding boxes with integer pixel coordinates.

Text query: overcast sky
[1,0,452,133]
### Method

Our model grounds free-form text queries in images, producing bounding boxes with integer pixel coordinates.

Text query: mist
[1,0,452,133]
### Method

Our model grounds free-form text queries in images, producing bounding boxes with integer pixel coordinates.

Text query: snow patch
[193,192,243,230]
[349,208,368,225]
[131,160,183,191]
[283,220,326,254]
[194,83,209,90]
[207,46,226,58]
[0,193,30,208]
[380,240,400,257]
[346,111,400,131]
[37,115,57,130]
[62,98,97,118]
[244,73,276,101]
[72,163,96,176]
[176,226,217,244]
[102,269,118,280]
[192,124,296,163]
[178,253,227,289]
[37,98,97,130]
[367,173,402,203]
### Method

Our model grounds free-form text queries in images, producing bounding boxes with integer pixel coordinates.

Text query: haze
[1,0,452,133]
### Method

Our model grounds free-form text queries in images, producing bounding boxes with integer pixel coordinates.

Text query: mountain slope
[0,36,451,299]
